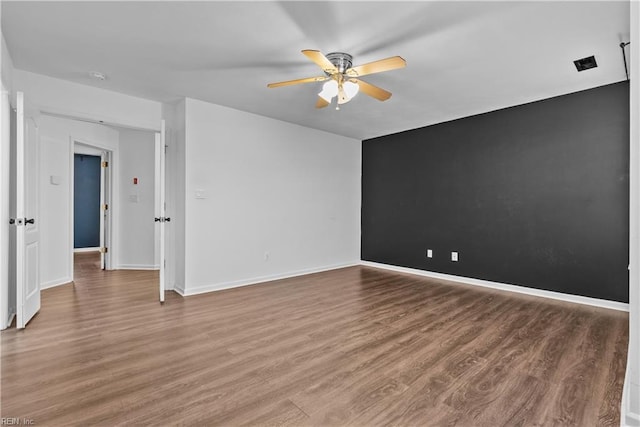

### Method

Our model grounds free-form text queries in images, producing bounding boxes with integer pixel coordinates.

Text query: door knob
[25,218,35,225]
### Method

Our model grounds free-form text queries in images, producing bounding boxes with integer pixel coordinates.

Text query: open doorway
[72,142,111,277]
[73,151,102,276]
[70,127,159,282]
[73,153,101,254]
[3,104,168,330]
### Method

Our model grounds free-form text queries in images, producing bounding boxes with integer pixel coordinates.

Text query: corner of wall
[0,31,13,328]
[623,1,640,424]
[1,32,15,93]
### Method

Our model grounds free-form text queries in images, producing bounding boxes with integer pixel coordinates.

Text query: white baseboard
[8,312,15,329]
[41,277,72,290]
[1,311,15,330]
[74,247,100,253]
[173,283,186,296]
[625,411,640,427]
[622,375,640,426]
[182,261,360,297]
[361,261,629,312]
[117,264,160,271]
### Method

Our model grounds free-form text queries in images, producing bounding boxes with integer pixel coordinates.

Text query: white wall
[74,143,103,157]
[1,88,11,329]
[1,32,14,93]
[10,68,163,290]
[181,98,361,294]
[624,2,640,424]
[117,129,157,269]
[1,32,15,328]
[13,70,161,131]
[38,115,119,288]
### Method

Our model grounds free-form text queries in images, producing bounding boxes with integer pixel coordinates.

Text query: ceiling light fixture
[342,81,359,100]
[317,53,362,109]
[318,78,360,108]
[319,80,338,102]
[268,50,405,111]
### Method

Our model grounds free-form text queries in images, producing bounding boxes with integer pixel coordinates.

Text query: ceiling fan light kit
[268,49,406,110]
[319,80,339,102]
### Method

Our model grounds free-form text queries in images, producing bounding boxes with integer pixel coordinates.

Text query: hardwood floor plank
[0,253,628,426]
[597,319,630,426]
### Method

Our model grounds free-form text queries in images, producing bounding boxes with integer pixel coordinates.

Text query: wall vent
[574,56,597,72]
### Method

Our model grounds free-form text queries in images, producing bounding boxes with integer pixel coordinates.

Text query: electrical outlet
[426,249,433,258]
[451,252,458,262]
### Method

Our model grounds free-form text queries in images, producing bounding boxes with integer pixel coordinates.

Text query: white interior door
[154,120,166,302]
[13,92,40,329]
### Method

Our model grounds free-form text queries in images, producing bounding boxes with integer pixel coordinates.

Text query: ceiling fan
[267,50,406,110]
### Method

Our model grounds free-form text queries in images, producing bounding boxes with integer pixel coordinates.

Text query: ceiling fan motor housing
[326,52,353,74]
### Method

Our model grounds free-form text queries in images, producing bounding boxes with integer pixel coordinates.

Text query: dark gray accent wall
[362,82,629,303]
[74,154,101,248]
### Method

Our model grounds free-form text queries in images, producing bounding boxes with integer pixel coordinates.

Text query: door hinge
[102,204,109,210]
[101,161,109,168]
[100,247,108,254]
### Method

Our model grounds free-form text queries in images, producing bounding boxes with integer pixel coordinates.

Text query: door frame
[69,139,116,280]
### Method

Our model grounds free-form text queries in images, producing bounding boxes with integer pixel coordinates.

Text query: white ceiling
[1,1,631,140]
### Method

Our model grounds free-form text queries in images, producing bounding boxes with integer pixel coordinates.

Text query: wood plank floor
[1,252,629,426]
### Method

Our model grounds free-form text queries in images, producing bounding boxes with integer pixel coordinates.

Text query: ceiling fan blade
[346,56,406,77]
[316,97,330,108]
[267,75,327,88]
[337,85,349,105]
[302,50,338,74]
[353,79,392,101]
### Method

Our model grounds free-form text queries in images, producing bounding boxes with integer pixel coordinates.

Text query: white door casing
[99,152,106,269]
[99,151,112,270]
